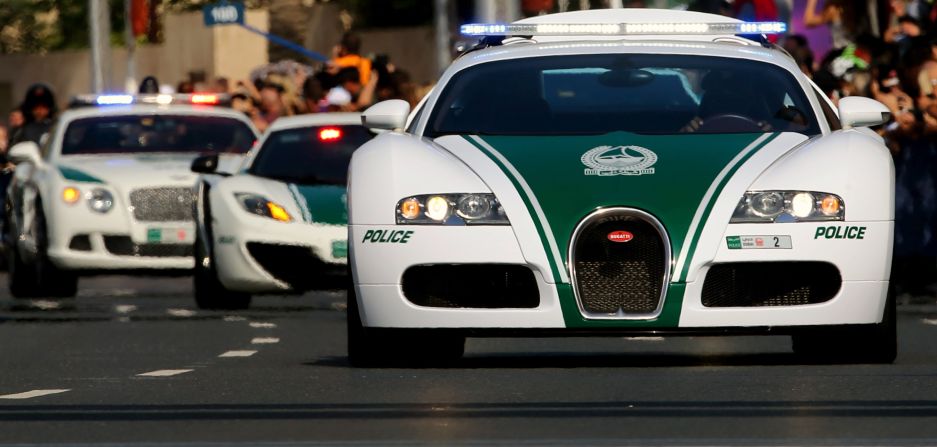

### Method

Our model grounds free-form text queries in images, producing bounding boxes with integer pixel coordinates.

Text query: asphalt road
[1,274,937,446]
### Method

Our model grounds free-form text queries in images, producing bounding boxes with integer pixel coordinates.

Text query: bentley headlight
[731,191,844,223]
[88,188,114,213]
[236,193,292,222]
[396,194,508,225]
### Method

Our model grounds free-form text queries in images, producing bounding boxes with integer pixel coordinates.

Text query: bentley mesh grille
[129,187,193,222]
[571,210,668,317]
[702,262,841,307]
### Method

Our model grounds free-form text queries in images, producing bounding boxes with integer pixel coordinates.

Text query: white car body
[347,9,895,353]
[195,114,365,297]
[6,103,257,278]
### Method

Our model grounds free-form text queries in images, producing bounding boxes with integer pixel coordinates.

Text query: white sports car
[4,94,257,298]
[191,113,373,309]
[347,9,896,365]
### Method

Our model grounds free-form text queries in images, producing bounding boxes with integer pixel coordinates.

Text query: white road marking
[624,336,665,341]
[115,304,138,314]
[167,308,196,317]
[0,389,70,400]
[219,350,257,358]
[223,315,247,322]
[31,300,60,310]
[923,318,937,326]
[137,369,194,377]
[249,322,277,328]
[251,337,280,344]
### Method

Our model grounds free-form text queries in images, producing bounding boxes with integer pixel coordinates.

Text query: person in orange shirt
[331,32,371,86]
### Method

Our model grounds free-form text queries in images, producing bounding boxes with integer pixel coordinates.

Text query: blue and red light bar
[460,21,786,37]
[70,93,231,109]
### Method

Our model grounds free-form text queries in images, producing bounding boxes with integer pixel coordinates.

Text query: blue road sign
[203,2,244,26]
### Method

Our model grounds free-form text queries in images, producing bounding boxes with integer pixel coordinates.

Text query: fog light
[425,196,450,221]
[791,192,815,218]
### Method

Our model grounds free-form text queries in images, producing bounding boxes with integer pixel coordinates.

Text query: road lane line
[0,389,70,400]
[219,350,257,358]
[137,369,194,377]
[251,337,280,344]
[249,322,277,328]
[115,304,137,314]
[624,337,665,341]
[223,316,247,322]
[31,300,61,310]
[167,308,196,317]
[924,318,937,326]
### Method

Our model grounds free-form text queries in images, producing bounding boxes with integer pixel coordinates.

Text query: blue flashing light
[461,23,509,36]
[95,95,134,105]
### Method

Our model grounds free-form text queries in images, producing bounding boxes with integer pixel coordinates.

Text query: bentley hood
[56,153,244,188]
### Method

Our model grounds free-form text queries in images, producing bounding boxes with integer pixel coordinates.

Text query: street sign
[203,2,244,26]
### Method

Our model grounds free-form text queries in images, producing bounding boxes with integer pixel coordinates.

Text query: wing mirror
[362,99,411,131]
[191,154,229,177]
[8,141,41,165]
[838,96,891,129]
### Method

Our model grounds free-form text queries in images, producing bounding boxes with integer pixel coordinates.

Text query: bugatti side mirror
[838,96,891,129]
[362,99,411,132]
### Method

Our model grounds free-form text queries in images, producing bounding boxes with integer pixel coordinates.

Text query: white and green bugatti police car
[347,9,897,365]
[191,114,372,309]
[4,94,257,298]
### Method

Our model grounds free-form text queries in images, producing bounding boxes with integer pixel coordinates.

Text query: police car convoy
[3,8,897,367]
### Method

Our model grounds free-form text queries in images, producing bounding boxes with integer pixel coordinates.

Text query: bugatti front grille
[570,210,669,318]
[129,187,193,222]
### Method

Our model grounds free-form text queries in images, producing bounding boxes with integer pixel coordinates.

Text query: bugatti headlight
[236,193,292,222]
[396,194,508,225]
[88,188,114,213]
[731,191,844,223]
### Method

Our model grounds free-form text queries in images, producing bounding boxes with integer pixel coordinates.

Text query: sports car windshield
[61,115,255,155]
[249,125,373,185]
[427,54,820,136]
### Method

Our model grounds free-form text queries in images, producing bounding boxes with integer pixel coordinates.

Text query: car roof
[265,113,363,133]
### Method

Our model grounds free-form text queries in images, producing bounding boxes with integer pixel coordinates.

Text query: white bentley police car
[191,113,372,309]
[347,9,896,365]
[4,94,257,298]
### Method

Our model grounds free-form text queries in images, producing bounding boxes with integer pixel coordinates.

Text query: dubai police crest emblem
[581,145,658,176]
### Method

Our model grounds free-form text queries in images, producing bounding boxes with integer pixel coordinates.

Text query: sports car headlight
[88,188,114,213]
[396,194,508,225]
[236,193,292,222]
[731,191,844,223]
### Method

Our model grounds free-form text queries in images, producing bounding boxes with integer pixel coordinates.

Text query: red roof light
[191,94,219,105]
[318,127,343,142]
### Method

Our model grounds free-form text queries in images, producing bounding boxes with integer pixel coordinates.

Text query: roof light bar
[459,21,786,36]
[95,95,134,105]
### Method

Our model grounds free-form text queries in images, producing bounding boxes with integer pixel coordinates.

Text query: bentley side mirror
[8,141,42,165]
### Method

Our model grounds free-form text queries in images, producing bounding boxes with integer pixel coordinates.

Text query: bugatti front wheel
[346,264,464,367]
[791,287,897,364]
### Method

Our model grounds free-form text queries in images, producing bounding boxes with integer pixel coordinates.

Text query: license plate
[147,227,192,244]
[726,235,792,250]
[331,240,348,258]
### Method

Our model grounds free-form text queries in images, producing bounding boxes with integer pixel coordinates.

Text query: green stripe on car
[460,131,777,327]
[58,166,104,184]
[287,183,347,225]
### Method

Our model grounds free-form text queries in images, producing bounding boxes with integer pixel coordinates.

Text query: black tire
[8,200,78,299]
[346,265,464,367]
[193,233,251,310]
[792,287,897,364]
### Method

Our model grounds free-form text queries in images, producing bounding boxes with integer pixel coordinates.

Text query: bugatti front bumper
[350,220,892,331]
